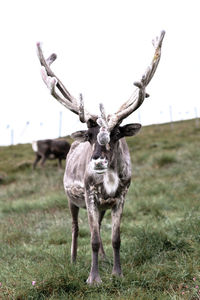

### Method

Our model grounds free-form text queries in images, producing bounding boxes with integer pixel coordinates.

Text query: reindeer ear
[120,123,141,137]
[71,130,88,142]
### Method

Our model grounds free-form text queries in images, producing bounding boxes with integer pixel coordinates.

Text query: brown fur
[32,138,70,169]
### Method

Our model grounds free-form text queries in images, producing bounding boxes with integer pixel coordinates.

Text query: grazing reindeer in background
[32,138,70,169]
[36,31,165,284]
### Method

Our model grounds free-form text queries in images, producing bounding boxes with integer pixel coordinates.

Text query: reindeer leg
[58,157,62,168]
[98,210,106,259]
[33,154,41,169]
[86,191,102,284]
[111,201,124,276]
[69,201,79,263]
[40,155,47,167]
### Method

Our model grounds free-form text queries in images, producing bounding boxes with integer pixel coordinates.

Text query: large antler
[107,30,165,130]
[36,43,97,123]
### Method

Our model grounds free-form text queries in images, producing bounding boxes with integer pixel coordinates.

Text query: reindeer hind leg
[40,154,47,167]
[33,154,41,169]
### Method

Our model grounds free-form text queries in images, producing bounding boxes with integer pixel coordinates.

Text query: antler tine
[97,103,110,145]
[99,103,107,125]
[40,66,79,114]
[108,30,165,130]
[97,103,109,128]
[37,43,78,105]
[139,30,165,87]
[37,43,98,122]
[46,53,57,66]
[79,93,85,123]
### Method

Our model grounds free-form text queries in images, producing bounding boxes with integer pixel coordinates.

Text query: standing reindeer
[32,138,70,169]
[36,31,165,284]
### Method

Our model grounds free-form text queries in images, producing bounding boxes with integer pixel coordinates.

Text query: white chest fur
[103,170,119,196]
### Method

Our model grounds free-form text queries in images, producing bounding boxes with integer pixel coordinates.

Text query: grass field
[1,119,200,299]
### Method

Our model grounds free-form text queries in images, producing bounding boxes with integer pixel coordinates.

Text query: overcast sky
[0,0,199,145]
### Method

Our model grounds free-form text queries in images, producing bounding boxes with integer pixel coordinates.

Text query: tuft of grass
[1,194,68,214]
[14,160,33,171]
[154,153,177,167]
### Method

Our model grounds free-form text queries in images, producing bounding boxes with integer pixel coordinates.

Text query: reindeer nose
[92,146,107,161]
[91,157,108,174]
[92,154,106,161]
[95,158,106,165]
[92,153,100,160]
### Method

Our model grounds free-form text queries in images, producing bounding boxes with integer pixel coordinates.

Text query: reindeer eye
[84,133,89,140]
[86,132,93,141]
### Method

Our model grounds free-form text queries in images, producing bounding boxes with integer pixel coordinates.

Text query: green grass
[1,119,200,299]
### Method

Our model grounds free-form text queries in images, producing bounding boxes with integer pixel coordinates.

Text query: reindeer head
[71,103,141,173]
[36,31,165,173]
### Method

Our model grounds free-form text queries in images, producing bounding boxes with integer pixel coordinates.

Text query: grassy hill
[1,119,200,299]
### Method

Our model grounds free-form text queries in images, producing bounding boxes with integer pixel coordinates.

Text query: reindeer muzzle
[91,157,108,174]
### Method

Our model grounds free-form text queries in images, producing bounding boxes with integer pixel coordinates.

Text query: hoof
[112,269,123,277]
[86,274,102,285]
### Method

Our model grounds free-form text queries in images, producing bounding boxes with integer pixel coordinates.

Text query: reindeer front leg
[98,210,106,259]
[69,202,79,263]
[111,200,124,276]
[86,189,102,284]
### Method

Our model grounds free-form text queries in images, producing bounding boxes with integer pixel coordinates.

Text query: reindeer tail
[32,141,38,152]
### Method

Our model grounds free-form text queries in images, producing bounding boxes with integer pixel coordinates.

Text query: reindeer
[32,138,70,169]
[36,31,165,284]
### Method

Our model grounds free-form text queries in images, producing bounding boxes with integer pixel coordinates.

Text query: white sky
[0,0,199,145]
